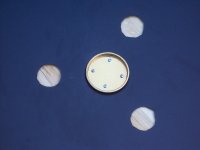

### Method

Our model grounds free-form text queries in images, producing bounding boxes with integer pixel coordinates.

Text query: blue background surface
[0,0,200,149]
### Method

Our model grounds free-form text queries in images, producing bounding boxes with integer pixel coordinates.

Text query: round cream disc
[86,52,129,93]
[121,16,144,38]
[130,107,155,131]
[37,65,61,87]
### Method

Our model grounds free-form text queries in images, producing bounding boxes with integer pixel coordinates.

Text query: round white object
[121,16,144,38]
[37,65,61,87]
[86,52,129,93]
[130,107,155,131]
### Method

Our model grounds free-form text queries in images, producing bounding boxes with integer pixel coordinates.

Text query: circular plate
[86,52,130,93]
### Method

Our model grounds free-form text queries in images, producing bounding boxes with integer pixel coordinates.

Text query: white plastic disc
[130,107,155,131]
[121,16,144,38]
[37,65,61,87]
[86,52,129,93]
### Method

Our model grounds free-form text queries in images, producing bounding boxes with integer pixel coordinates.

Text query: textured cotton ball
[37,65,61,87]
[121,16,144,38]
[130,107,155,131]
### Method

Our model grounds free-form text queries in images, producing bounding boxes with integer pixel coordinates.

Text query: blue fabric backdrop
[0,0,200,149]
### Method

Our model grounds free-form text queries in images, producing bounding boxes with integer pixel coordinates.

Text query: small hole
[91,69,95,73]
[108,58,112,62]
[103,84,107,88]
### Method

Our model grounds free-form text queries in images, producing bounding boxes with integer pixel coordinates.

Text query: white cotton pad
[37,65,61,87]
[121,16,144,38]
[130,107,155,131]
